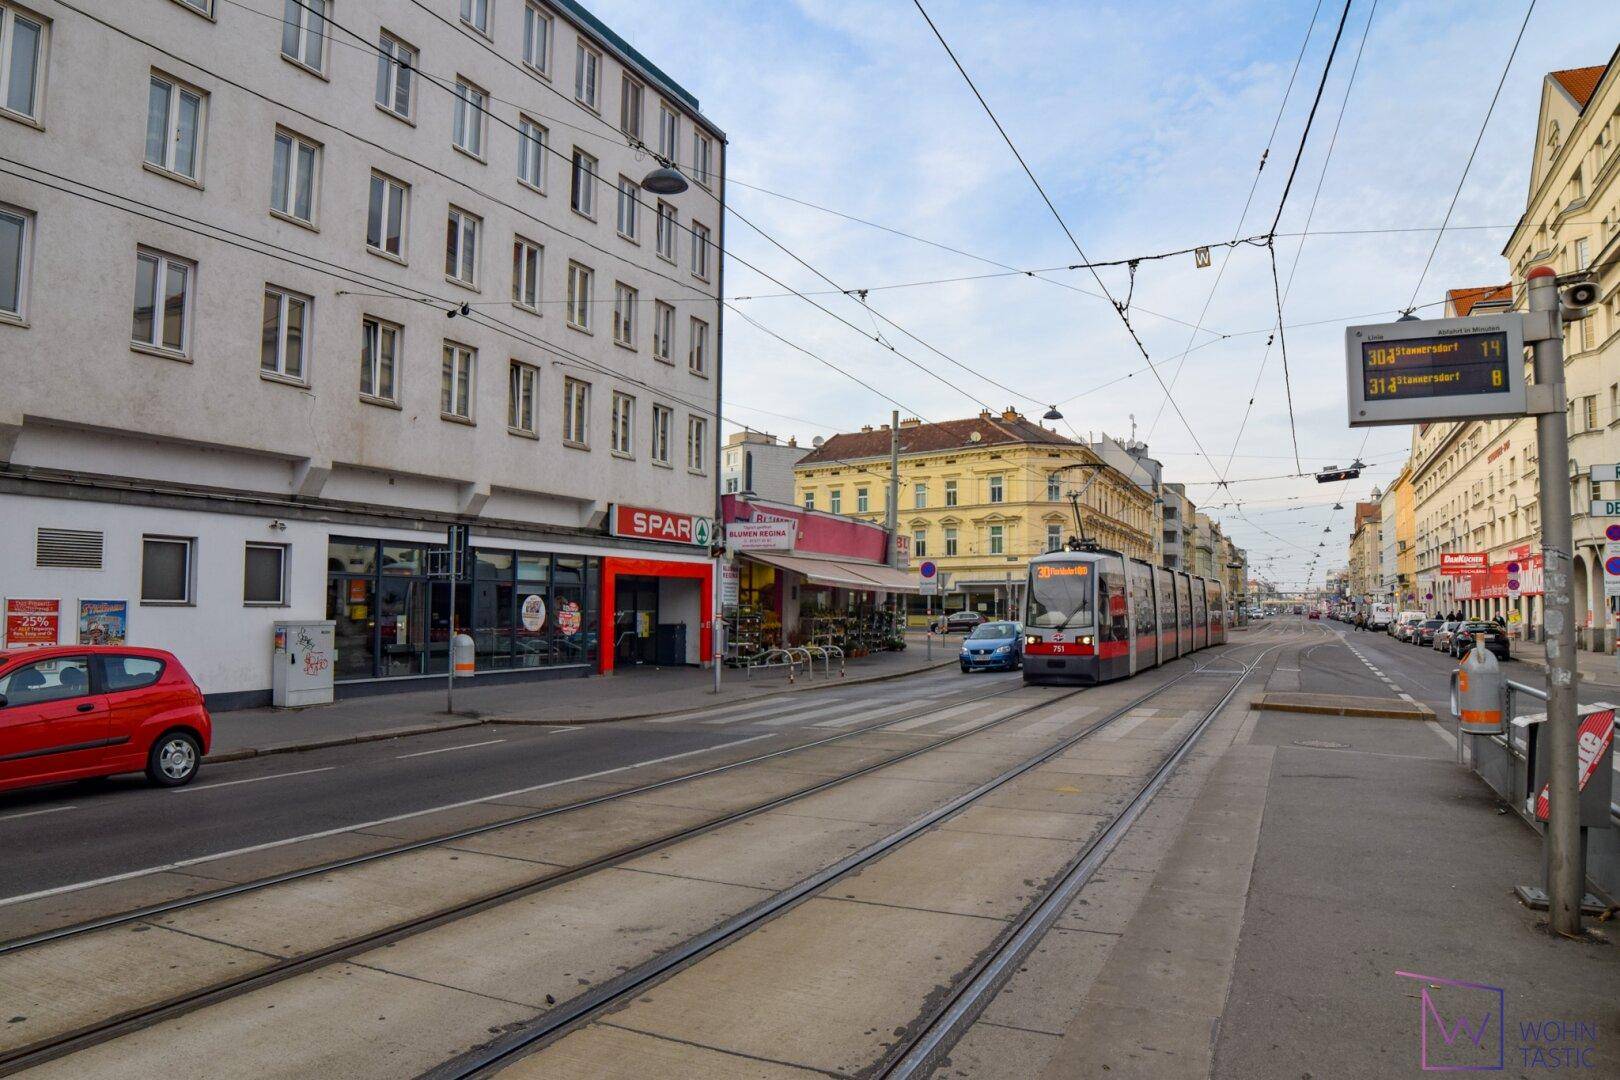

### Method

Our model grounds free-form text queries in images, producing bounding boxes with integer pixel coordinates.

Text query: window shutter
[36,528,105,569]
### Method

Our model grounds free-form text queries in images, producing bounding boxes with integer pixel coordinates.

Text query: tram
[1021,544,1225,685]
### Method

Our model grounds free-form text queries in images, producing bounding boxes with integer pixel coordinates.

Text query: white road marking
[177,767,337,793]
[0,734,776,909]
[1425,721,1458,750]
[937,703,1030,734]
[885,698,1007,732]
[1093,712,1155,742]
[0,805,76,822]
[396,739,507,759]
[1399,693,1416,703]
[807,702,917,729]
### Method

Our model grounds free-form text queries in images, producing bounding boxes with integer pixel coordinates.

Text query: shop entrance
[613,575,660,667]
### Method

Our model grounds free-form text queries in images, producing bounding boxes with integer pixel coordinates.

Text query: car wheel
[146,731,202,787]
[960,664,970,673]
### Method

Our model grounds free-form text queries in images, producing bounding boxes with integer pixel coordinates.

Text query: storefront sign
[608,504,713,546]
[1456,555,1544,600]
[726,521,797,552]
[77,600,128,646]
[520,594,547,632]
[721,562,740,606]
[1440,553,1488,577]
[5,599,61,647]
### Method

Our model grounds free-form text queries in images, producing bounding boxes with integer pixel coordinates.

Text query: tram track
[424,634,1287,1079]
[0,672,1088,1074]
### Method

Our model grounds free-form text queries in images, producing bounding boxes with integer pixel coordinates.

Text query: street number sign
[1345,314,1526,427]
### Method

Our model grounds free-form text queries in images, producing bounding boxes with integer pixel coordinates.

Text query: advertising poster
[520,593,548,632]
[4,599,61,647]
[77,600,129,646]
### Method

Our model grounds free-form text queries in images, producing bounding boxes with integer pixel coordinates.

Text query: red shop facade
[599,504,715,675]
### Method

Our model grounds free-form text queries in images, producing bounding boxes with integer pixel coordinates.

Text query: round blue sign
[1507,561,1520,574]
[1607,557,1620,576]
[1507,578,1521,591]
[1608,524,1620,542]
[919,560,937,579]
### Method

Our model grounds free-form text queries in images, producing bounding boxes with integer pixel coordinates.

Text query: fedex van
[1368,603,1394,631]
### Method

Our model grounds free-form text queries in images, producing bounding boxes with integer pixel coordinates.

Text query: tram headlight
[1080,635,1094,645]
[1025,635,1036,646]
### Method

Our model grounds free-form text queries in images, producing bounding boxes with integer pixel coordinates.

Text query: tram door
[1155,567,1177,660]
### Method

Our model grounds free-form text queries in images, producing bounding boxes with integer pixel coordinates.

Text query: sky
[587,0,1620,589]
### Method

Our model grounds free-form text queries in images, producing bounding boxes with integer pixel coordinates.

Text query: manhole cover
[1293,739,1350,749]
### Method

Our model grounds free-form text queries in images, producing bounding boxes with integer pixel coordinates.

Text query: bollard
[1453,645,1504,735]
[451,633,476,678]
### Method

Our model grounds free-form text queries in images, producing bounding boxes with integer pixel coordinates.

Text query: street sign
[1345,313,1527,427]
[1605,539,1620,599]
[919,560,938,579]
[1506,560,1523,597]
[1590,464,1620,483]
[1592,499,1620,517]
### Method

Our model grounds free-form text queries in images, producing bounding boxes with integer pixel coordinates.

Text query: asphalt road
[0,667,1014,901]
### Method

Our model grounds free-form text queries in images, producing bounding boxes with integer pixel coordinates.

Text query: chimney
[787,436,797,447]
[1000,406,1019,422]
[900,417,922,428]
[978,409,993,420]
[860,424,874,433]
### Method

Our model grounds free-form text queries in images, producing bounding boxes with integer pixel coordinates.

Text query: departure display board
[1346,315,1526,427]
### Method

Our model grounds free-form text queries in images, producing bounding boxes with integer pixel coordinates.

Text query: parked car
[935,611,986,634]
[1308,610,1321,620]
[1413,619,1445,646]
[1452,621,1511,661]
[959,621,1023,672]
[1393,611,1427,641]
[0,646,211,793]
[1432,621,1463,652]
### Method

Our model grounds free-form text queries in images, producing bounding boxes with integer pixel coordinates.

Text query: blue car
[960,620,1023,672]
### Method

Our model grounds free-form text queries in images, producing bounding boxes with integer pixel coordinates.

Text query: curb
[1254,693,1436,721]
[203,657,960,760]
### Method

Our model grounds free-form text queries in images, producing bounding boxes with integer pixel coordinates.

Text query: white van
[1368,603,1394,631]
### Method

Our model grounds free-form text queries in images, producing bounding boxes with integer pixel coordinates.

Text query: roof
[1446,284,1512,317]
[1353,502,1381,531]
[796,413,1078,466]
[1550,65,1606,111]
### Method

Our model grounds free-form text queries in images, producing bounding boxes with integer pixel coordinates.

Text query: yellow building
[794,410,1155,620]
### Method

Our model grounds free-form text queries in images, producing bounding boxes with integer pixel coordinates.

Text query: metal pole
[1527,266,1582,936]
[447,529,457,715]
[712,137,729,694]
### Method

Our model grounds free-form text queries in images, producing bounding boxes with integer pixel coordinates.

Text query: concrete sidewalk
[1510,638,1620,690]
[207,634,955,762]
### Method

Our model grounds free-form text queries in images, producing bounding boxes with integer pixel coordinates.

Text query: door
[614,576,659,666]
[378,577,428,677]
[97,654,173,770]
[0,655,111,786]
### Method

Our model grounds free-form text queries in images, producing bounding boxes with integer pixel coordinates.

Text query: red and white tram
[1021,546,1226,685]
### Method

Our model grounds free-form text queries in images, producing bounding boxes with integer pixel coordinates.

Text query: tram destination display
[1345,313,1526,427]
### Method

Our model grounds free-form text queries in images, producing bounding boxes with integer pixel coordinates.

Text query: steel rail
[426,633,1287,1079]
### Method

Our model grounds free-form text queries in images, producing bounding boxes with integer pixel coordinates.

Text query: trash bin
[655,623,687,666]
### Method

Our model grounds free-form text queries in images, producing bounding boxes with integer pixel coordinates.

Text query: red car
[0,645,211,792]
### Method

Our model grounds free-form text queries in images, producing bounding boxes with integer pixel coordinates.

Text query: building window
[445,207,479,287]
[145,73,204,181]
[616,176,640,240]
[270,129,319,224]
[1582,315,1596,352]
[512,237,542,311]
[856,488,869,513]
[613,281,637,346]
[522,2,551,73]
[944,479,958,507]
[0,204,28,319]
[1046,523,1062,552]
[260,286,310,382]
[517,117,547,189]
[366,173,407,259]
[988,524,1004,555]
[570,149,597,217]
[375,32,415,119]
[655,201,677,261]
[280,0,326,73]
[574,41,600,109]
[452,78,487,157]
[690,222,711,279]
[509,360,537,434]
[1047,473,1062,501]
[692,131,713,187]
[441,343,475,420]
[566,260,592,329]
[913,529,927,558]
[244,543,287,605]
[988,475,1004,503]
[1576,236,1590,269]
[829,489,842,514]
[131,248,191,355]
[611,392,634,455]
[563,377,588,445]
[803,491,815,510]
[687,416,707,471]
[1585,394,1598,431]
[459,0,489,35]
[0,3,44,122]
[620,75,643,139]
[913,482,926,509]
[689,316,708,374]
[944,526,957,556]
[658,102,678,161]
[652,300,675,362]
[360,316,398,402]
[651,404,672,464]
[141,536,194,604]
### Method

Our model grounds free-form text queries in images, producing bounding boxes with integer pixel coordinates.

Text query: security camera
[1562,280,1599,308]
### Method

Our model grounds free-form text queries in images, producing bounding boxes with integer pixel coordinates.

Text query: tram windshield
[1027,565,1095,629]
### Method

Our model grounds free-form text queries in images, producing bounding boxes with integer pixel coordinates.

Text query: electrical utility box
[272,620,336,708]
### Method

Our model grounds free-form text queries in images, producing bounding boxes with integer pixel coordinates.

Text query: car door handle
[76,703,96,713]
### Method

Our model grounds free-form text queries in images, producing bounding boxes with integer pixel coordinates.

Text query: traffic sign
[1591,464,1620,484]
[1506,560,1522,597]
[1606,541,1620,599]
[919,560,938,579]
[1345,313,1527,427]
[1608,524,1620,542]
[1592,499,1620,517]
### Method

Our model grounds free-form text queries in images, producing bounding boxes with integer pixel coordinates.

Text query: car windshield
[1421,620,1443,629]
[1027,564,1095,629]
[968,622,1016,640]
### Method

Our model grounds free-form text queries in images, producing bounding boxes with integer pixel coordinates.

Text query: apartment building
[0,0,726,703]
[794,410,1155,619]
[722,431,808,504]
[1378,463,1415,608]
[1161,482,1193,570]
[1346,500,1381,606]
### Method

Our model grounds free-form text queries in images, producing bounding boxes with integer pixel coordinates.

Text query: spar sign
[608,504,713,547]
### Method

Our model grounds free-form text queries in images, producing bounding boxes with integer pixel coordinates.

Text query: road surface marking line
[937,704,1029,734]
[0,734,776,909]
[396,739,507,759]
[1093,712,1154,742]
[0,805,76,822]
[1425,721,1457,750]
[808,703,919,729]
[1399,693,1416,702]
[176,767,337,792]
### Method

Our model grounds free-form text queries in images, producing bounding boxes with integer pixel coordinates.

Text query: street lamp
[641,165,688,195]
[1043,406,1064,421]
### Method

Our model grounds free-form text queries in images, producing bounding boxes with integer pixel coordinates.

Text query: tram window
[1100,569,1129,641]
[1028,564,1094,629]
